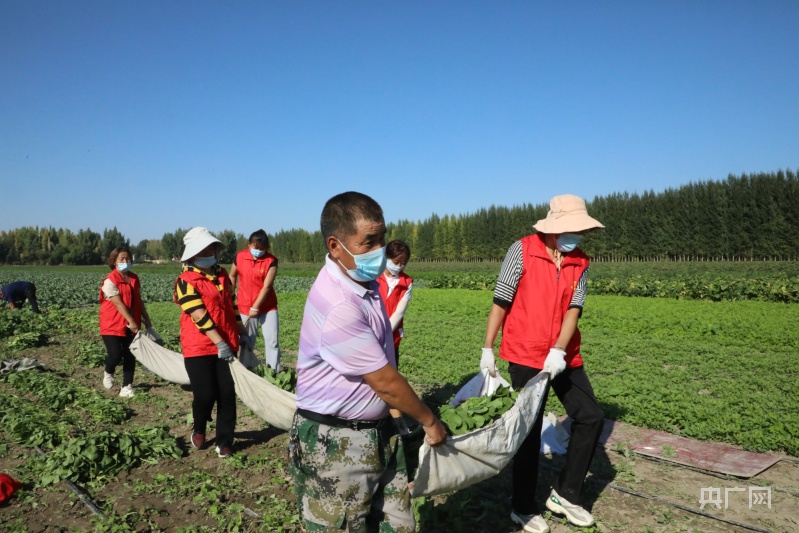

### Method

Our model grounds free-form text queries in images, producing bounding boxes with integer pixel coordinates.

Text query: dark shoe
[216,444,232,458]
[191,432,206,449]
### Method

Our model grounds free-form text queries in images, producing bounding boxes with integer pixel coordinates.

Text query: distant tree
[101,227,129,261]
[161,229,188,261]
[63,229,102,265]
[214,229,240,264]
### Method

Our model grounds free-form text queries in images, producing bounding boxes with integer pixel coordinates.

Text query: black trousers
[184,355,236,447]
[102,332,136,386]
[13,285,39,313]
[509,363,604,514]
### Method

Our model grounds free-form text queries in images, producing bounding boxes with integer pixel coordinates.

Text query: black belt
[297,408,386,430]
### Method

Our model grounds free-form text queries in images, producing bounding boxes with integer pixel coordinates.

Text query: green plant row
[72,339,107,368]
[0,393,66,448]
[30,426,183,486]
[3,371,130,424]
[0,271,314,310]
[437,385,519,435]
[0,308,55,346]
[588,274,799,303]
[4,264,799,311]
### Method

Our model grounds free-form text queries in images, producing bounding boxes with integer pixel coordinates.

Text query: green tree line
[2,169,797,265]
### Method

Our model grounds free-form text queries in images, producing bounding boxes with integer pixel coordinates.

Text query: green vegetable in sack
[251,366,298,393]
[438,385,519,436]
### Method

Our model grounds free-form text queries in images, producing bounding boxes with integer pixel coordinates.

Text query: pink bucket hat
[533,194,604,234]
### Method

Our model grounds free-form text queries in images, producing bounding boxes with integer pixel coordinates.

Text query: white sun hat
[180,227,223,262]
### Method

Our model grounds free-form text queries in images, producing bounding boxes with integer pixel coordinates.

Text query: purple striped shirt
[295,255,396,420]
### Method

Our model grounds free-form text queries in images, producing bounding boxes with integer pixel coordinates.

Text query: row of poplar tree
[2,169,797,265]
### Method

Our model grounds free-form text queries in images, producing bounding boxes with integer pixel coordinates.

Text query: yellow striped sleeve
[193,311,214,332]
[175,278,216,332]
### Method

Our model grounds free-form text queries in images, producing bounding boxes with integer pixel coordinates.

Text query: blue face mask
[386,259,404,277]
[117,262,131,272]
[193,256,217,269]
[556,233,583,253]
[337,240,387,282]
[250,247,265,258]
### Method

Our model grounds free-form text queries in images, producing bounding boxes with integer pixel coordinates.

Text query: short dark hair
[249,229,270,250]
[320,191,384,240]
[386,240,411,261]
[107,246,131,270]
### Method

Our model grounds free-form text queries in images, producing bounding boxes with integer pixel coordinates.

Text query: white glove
[216,341,235,362]
[542,348,567,379]
[480,348,497,377]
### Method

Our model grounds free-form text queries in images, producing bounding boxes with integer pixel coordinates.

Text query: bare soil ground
[1,332,797,532]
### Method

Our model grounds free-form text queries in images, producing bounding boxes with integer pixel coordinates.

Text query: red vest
[99,270,142,336]
[176,267,240,357]
[499,234,589,369]
[377,271,412,349]
[234,249,278,314]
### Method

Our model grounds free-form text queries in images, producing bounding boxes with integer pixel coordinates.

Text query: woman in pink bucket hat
[481,194,604,532]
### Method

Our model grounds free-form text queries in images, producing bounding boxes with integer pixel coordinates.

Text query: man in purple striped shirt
[289,191,446,533]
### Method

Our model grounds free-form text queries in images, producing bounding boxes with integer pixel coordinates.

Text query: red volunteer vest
[99,269,142,336]
[499,234,589,369]
[176,267,240,357]
[377,271,413,349]
[234,249,278,315]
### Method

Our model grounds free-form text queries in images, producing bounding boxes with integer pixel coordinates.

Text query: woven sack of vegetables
[409,371,549,497]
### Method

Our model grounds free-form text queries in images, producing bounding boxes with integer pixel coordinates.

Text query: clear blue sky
[2,1,797,244]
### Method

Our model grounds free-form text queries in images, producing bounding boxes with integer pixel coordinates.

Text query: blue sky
[2,1,797,244]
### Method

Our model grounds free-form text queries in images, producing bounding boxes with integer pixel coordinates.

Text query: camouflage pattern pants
[289,412,414,533]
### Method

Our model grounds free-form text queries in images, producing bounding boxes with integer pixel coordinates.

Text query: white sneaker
[119,384,135,398]
[545,489,595,527]
[510,510,550,533]
[103,372,114,390]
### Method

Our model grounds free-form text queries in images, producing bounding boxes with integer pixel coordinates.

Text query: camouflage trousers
[289,412,414,533]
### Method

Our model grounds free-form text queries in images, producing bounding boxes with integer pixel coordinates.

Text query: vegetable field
[1,263,798,532]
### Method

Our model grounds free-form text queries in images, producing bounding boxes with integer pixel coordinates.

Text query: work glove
[542,347,567,379]
[216,341,235,362]
[239,332,255,351]
[480,348,497,377]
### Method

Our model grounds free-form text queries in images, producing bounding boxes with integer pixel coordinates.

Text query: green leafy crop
[251,365,298,392]
[438,385,519,435]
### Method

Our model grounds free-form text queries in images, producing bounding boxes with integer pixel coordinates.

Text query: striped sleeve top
[175,265,241,332]
[493,239,589,309]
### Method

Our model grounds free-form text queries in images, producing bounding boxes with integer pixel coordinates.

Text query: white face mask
[116,262,131,272]
[386,259,404,277]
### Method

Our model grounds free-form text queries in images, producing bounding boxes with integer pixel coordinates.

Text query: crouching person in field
[289,191,447,532]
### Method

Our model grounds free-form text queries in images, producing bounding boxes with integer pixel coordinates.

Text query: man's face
[329,218,386,275]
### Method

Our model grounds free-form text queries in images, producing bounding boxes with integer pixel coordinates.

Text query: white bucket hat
[533,194,604,234]
[180,227,223,261]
